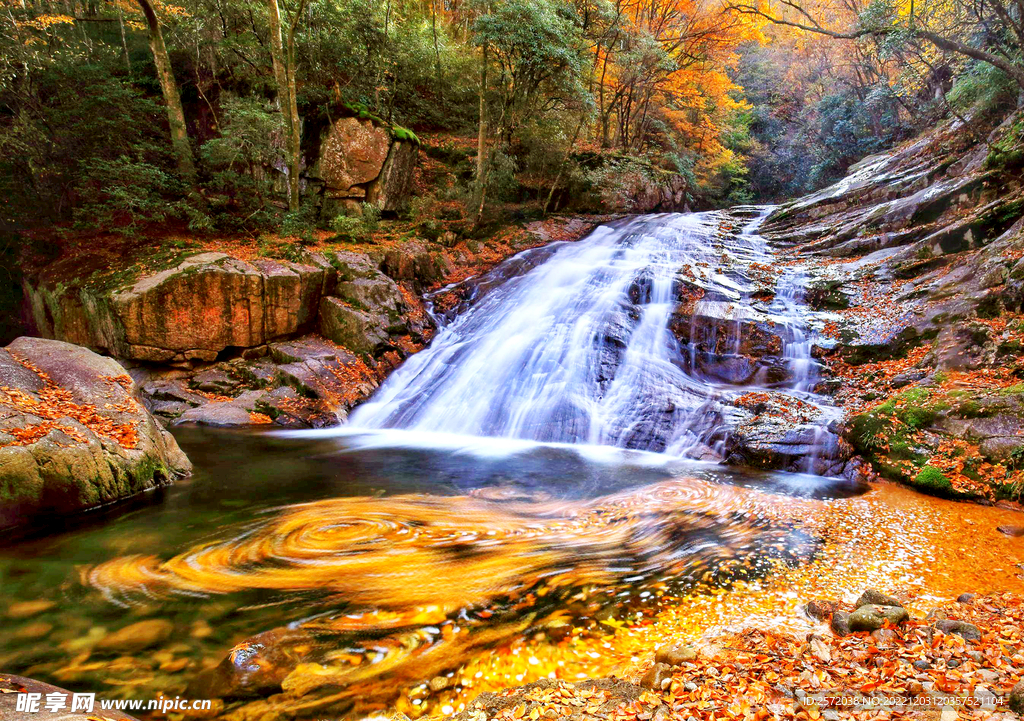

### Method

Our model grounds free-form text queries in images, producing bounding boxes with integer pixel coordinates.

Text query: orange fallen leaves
[0,355,139,449]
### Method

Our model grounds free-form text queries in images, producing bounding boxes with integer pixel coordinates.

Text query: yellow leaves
[21,13,75,30]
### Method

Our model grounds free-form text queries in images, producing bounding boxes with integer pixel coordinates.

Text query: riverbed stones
[96,619,174,654]
[855,588,902,609]
[1010,680,1024,714]
[932,619,982,642]
[654,643,697,666]
[7,600,55,619]
[830,610,852,636]
[640,663,673,690]
[847,604,909,632]
[190,626,318,698]
[0,337,191,530]
[804,599,839,621]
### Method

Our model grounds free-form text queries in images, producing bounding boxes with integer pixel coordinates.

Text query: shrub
[947,62,1019,118]
[913,466,954,495]
[75,156,209,233]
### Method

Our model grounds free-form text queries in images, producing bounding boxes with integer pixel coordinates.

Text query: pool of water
[0,427,874,718]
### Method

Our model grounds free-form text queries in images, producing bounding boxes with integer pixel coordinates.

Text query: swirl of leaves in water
[84,479,815,711]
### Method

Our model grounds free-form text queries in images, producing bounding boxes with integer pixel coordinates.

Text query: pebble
[854,588,902,609]
[933,619,982,642]
[913,660,931,670]
[159,658,189,673]
[804,599,838,621]
[7,600,55,619]
[848,604,909,632]
[640,663,672,691]
[14,622,54,640]
[957,592,977,603]
[96,619,174,653]
[190,620,213,639]
[830,610,851,636]
[655,643,697,666]
[1010,680,1024,714]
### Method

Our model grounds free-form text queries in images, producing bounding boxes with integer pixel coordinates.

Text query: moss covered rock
[0,337,191,530]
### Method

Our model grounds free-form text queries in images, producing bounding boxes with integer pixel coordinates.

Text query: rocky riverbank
[759,108,1024,502]
[19,215,612,430]
[447,590,1024,721]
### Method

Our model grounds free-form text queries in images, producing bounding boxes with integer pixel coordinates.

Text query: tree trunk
[544,118,584,215]
[430,0,444,112]
[267,0,297,211]
[136,0,196,182]
[476,40,488,200]
[474,40,490,228]
[285,1,305,213]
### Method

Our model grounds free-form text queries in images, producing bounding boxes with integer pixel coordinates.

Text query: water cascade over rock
[349,210,849,475]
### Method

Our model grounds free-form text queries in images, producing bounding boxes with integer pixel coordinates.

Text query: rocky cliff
[764,109,1024,500]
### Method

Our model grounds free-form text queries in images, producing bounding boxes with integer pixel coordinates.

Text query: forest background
[1,0,1022,303]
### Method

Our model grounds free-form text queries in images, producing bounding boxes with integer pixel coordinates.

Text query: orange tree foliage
[585,0,765,181]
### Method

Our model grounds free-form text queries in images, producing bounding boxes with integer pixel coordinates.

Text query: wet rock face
[24,245,436,373]
[141,335,388,429]
[756,110,1024,498]
[0,337,191,530]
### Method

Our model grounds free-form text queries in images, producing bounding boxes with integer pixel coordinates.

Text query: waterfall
[348,210,840,470]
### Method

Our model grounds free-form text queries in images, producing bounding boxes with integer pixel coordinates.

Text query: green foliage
[472,0,588,139]
[947,62,1020,117]
[734,44,911,201]
[484,148,522,203]
[280,200,322,243]
[76,156,208,233]
[585,154,672,212]
[330,203,380,243]
[0,62,189,229]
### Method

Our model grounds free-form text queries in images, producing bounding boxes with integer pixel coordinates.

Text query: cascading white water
[348,210,839,467]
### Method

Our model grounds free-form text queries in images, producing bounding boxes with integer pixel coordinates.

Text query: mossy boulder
[0,337,191,530]
[848,604,909,632]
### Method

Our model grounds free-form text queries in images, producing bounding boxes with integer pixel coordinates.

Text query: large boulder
[316,117,391,197]
[380,240,452,290]
[0,337,191,530]
[366,141,418,212]
[25,254,327,365]
[319,255,411,355]
[312,116,418,211]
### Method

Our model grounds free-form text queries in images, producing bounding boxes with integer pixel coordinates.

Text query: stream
[1,211,1023,720]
